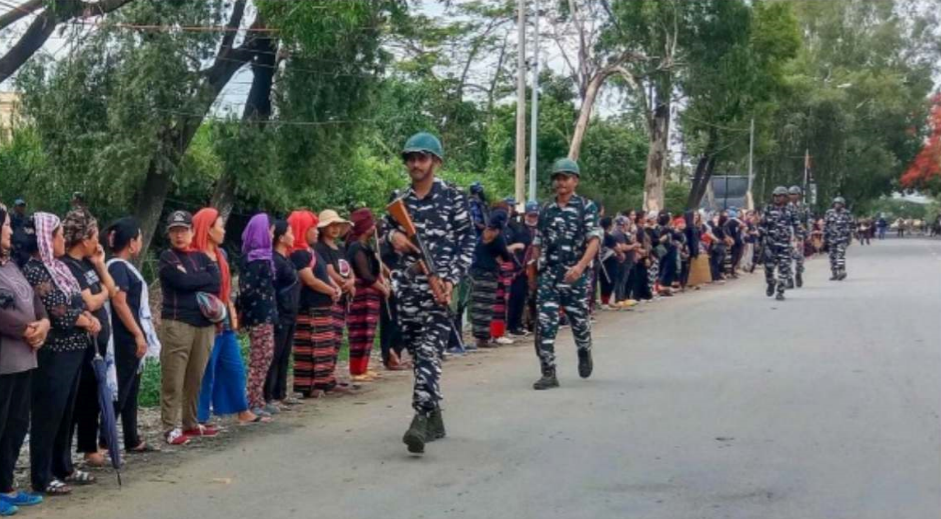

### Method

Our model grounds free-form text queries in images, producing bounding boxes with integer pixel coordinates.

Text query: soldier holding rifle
[384,132,475,454]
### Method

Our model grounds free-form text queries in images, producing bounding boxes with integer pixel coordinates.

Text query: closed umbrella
[91,353,122,486]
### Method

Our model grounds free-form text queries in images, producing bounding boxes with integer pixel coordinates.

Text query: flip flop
[238,415,272,426]
[64,471,96,486]
[41,480,72,496]
[127,442,159,454]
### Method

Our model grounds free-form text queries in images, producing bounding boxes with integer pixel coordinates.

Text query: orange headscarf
[287,210,319,252]
[191,208,231,304]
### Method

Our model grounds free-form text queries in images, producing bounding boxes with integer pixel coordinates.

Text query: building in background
[0,91,20,143]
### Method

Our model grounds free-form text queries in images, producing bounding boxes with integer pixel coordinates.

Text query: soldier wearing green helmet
[530,157,602,390]
[824,196,853,280]
[787,185,811,288]
[385,132,475,454]
[759,186,802,300]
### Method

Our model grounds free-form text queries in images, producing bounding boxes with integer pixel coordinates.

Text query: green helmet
[788,185,802,195]
[772,186,789,196]
[551,158,580,177]
[833,196,845,205]
[402,132,444,161]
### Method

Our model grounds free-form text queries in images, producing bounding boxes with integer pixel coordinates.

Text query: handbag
[196,291,228,323]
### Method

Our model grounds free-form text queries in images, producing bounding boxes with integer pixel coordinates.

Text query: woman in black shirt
[265,220,300,406]
[239,213,278,416]
[315,210,354,382]
[288,211,341,398]
[22,212,102,495]
[468,209,511,348]
[346,209,390,381]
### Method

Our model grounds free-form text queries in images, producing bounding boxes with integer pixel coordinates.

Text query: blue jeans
[198,330,249,423]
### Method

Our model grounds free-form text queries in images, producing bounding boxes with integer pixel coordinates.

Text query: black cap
[166,210,193,231]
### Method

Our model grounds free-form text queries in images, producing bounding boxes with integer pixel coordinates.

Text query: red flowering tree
[900,93,941,195]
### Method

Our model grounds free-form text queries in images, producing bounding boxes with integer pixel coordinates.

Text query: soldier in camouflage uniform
[760,186,802,301]
[824,196,853,281]
[787,185,811,288]
[385,133,475,454]
[531,158,602,390]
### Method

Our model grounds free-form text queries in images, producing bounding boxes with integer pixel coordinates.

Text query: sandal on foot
[0,491,42,507]
[64,470,96,486]
[41,480,71,496]
[83,452,107,467]
[127,442,159,454]
[238,415,272,426]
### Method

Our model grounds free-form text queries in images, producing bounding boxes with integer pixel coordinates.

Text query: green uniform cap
[551,158,580,177]
[772,186,789,196]
[833,196,845,205]
[402,132,444,161]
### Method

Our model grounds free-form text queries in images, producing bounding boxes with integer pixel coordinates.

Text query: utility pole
[527,0,539,203]
[514,0,527,205]
[746,117,755,210]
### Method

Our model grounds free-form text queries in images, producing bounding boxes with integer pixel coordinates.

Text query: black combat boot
[577,349,593,379]
[766,282,775,297]
[829,271,838,281]
[533,369,559,390]
[427,408,446,441]
[775,291,785,301]
[402,414,429,454]
[795,272,803,288]
[786,277,795,290]
[838,269,847,281]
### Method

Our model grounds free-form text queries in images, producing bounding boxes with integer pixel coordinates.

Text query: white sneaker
[493,337,515,345]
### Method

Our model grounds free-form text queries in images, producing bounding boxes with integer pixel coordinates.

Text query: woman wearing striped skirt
[469,209,511,349]
[315,210,354,390]
[287,211,342,397]
[346,209,390,381]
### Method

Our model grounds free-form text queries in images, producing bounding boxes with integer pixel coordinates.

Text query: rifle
[386,197,466,353]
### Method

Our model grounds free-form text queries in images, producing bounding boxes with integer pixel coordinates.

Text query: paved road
[41,238,941,519]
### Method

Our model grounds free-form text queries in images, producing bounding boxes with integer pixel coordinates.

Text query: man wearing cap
[760,187,802,301]
[787,186,811,288]
[530,158,602,390]
[824,197,853,280]
[385,132,475,454]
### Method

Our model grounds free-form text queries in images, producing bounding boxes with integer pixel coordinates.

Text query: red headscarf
[287,210,319,252]
[191,208,231,304]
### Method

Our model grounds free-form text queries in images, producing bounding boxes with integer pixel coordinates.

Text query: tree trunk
[642,100,670,212]
[686,154,717,210]
[569,68,613,160]
[211,33,278,220]
[0,0,135,84]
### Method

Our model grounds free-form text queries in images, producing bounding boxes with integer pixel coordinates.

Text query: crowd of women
[0,192,810,515]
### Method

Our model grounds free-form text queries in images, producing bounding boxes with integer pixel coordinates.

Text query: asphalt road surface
[40,238,941,519]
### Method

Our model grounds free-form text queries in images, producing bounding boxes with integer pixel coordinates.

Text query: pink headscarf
[33,212,82,296]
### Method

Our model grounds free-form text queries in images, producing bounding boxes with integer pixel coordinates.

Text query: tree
[900,93,941,196]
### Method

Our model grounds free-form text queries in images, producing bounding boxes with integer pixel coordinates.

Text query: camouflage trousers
[829,241,847,273]
[535,269,592,374]
[764,243,792,295]
[396,285,446,416]
[792,240,804,275]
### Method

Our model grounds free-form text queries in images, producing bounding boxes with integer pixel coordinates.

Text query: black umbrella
[91,353,122,486]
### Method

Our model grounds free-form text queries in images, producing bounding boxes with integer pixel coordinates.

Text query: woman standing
[23,212,101,494]
[59,208,117,468]
[191,209,264,427]
[265,220,300,408]
[346,209,389,381]
[157,210,220,446]
[468,209,511,349]
[104,218,157,454]
[239,213,278,416]
[687,212,712,288]
[289,211,341,397]
[0,206,48,511]
[314,210,354,386]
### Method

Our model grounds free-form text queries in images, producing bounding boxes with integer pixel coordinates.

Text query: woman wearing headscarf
[157,210,221,446]
[289,210,341,397]
[103,218,157,454]
[315,210,354,384]
[346,209,389,381]
[0,205,48,511]
[239,213,278,416]
[59,208,117,468]
[22,212,102,495]
[191,208,264,428]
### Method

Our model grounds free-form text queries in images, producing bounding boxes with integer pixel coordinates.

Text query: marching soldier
[384,132,475,454]
[824,196,853,280]
[530,158,602,390]
[760,186,802,301]
[787,185,811,288]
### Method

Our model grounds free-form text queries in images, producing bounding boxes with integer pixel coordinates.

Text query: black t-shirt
[347,242,380,285]
[62,256,110,354]
[273,251,299,319]
[107,260,143,348]
[725,219,743,246]
[506,220,530,263]
[290,249,332,309]
[471,233,510,274]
